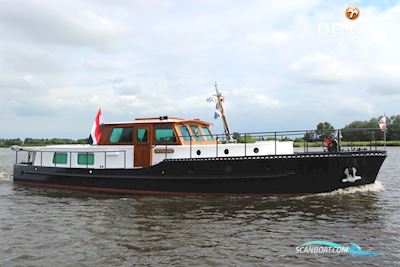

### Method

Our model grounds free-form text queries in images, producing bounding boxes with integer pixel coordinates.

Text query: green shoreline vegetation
[0,138,87,148]
[293,140,400,147]
[1,140,399,148]
[233,115,400,147]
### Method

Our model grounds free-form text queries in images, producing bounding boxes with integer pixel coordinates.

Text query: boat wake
[0,171,12,182]
[293,182,384,199]
[321,181,384,196]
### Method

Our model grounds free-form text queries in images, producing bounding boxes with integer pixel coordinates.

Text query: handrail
[155,127,386,161]
[13,128,386,168]
[173,128,385,144]
[171,127,386,159]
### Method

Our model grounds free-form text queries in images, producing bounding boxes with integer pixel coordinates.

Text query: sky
[0,0,399,138]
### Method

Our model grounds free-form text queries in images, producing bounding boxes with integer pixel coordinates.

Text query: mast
[214,83,231,140]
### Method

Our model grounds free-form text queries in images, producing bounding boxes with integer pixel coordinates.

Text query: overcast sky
[0,0,399,138]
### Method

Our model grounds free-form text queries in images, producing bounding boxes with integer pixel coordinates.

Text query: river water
[0,147,399,266]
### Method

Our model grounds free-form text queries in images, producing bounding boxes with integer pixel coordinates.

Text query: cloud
[1,0,400,138]
[232,88,281,109]
[324,95,375,116]
[245,31,290,45]
[291,53,362,83]
[1,49,65,74]
[84,59,128,72]
[0,0,127,49]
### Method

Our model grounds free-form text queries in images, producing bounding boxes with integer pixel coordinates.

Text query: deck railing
[165,127,385,160]
[12,128,386,166]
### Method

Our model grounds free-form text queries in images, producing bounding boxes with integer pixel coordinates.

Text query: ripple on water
[0,148,399,266]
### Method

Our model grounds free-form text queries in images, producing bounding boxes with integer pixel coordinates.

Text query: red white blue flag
[378,116,386,131]
[207,95,224,119]
[88,108,103,145]
[214,103,223,119]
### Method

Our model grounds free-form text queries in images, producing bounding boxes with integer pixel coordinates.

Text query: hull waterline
[13,151,386,195]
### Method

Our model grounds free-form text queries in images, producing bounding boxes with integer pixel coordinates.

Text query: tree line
[1,114,399,147]
[314,114,400,141]
[0,138,88,147]
[232,114,400,143]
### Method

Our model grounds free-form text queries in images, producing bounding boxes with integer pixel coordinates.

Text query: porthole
[254,147,259,154]
[224,149,229,155]
[196,150,201,155]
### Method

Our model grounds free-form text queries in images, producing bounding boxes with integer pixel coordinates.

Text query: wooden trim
[98,125,134,145]
[153,123,182,145]
[99,121,214,146]
[176,123,216,145]
[135,117,185,121]
[104,119,212,126]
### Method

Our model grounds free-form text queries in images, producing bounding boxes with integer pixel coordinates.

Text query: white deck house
[17,117,294,169]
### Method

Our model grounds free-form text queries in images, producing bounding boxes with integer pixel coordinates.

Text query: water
[0,147,399,266]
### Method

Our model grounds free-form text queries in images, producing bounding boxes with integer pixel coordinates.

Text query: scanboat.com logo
[296,241,380,256]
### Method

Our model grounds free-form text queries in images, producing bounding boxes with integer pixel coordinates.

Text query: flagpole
[384,113,387,150]
[215,83,231,141]
[384,127,387,150]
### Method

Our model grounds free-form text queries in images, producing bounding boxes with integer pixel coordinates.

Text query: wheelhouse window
[53,152,68,164]
[77,153,94,165]
[136,128,149,143]
[190,125,204,141]
[109,127,133,144]
[155,127,177,143]
[178,125,191,141]
[202,127,214,141]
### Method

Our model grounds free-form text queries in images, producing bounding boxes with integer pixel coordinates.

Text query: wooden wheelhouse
[98,116,215,167]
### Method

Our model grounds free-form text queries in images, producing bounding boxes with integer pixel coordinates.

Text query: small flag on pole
[214,103,222,119]
[378,116,386,131]
[206,96,224,103]
[88,108,103,145]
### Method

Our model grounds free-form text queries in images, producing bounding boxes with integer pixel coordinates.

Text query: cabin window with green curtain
[77,153,94,165]
[179,125,191,141]
[109,127,133,143]
[155,127,177,143]
[53,152,68,164]
[202,127,214,141]
[190,125,204,141]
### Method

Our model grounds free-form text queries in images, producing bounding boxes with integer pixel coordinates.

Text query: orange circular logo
[345,6,360,20]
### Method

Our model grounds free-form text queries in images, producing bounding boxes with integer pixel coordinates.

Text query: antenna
[214,82,231,141]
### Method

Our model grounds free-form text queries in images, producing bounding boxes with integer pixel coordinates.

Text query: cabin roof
[104,117,212,126]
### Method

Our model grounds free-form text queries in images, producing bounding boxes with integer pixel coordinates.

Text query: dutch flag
[88,108,103,145]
